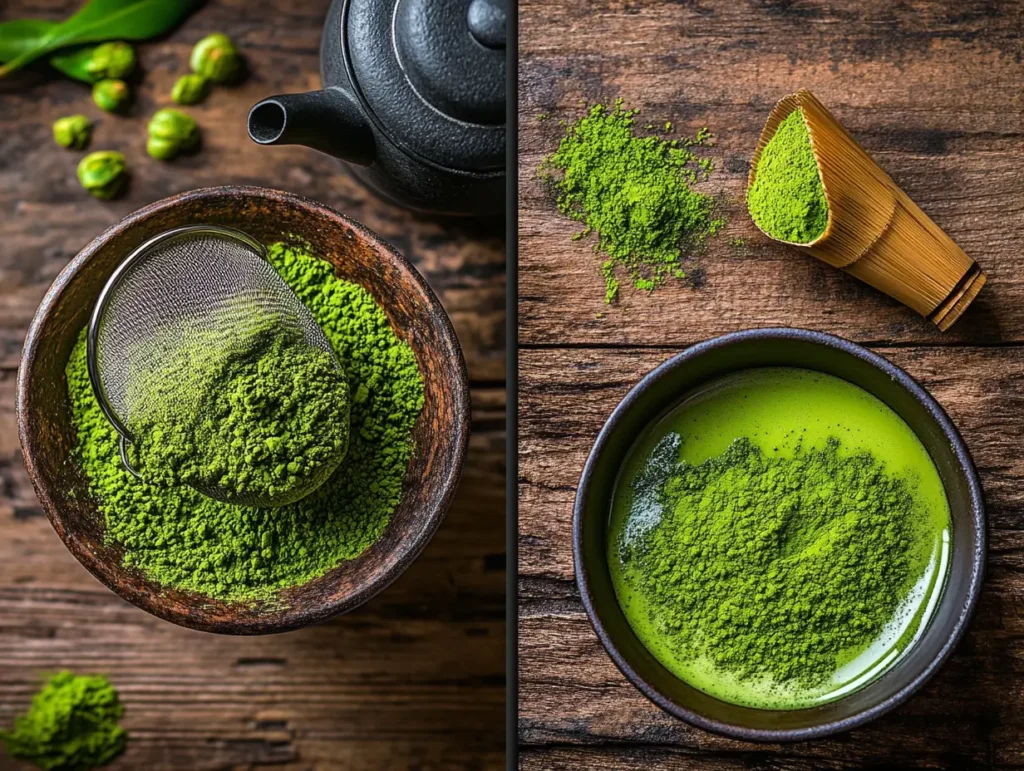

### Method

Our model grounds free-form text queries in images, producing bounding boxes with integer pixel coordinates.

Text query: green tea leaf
[0,0,203,77]
[49,44,99,82]
[0,19,57,64]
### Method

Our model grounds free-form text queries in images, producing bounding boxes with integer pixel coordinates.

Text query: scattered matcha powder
[1,672,126,771]
[66,242,424,600]
[130,316,350,506]
[622,436,929,687]
[747,109,829,244]
[727,236,749,257]
[540,101,724,302]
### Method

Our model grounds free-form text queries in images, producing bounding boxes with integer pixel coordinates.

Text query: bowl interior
[575,329,984,739]
[18,187,468,634]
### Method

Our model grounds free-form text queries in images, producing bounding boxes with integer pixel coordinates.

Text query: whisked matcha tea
[609,367,950,710]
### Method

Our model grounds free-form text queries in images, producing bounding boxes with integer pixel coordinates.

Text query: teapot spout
[247,87,375,166]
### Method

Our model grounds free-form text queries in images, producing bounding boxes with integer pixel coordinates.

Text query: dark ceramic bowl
[17,186,469,635]
[574,328,985,741]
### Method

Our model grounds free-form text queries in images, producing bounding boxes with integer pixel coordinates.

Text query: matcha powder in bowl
[127,312,351,507]
[747,108,829,244]
[64,241,425,602]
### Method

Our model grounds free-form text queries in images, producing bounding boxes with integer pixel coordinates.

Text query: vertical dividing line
[505,0,519,767]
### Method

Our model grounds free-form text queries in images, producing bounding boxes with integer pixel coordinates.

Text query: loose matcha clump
[541,101,723,302]
[129,317,350,506]
[66,242,424,600]
[623,436,929,688]
[1,672,126,771]
[747,109,829,243]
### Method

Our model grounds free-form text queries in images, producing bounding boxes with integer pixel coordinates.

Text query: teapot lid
[341,0,505,173]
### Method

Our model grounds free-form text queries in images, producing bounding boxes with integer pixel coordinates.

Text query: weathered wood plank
[1,366,505,768]
[0,0,506,382]
[0,0,505,767]
[518,0,1024,348]
[518,344,1024,765]
[520,346,1024,579]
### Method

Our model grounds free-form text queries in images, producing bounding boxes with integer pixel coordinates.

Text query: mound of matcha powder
[541,101,723,302]
[747,109,829,243]
[130,315,350,506]
[1,672,126,771]
[622,436,929,687]
[66,242,424,600]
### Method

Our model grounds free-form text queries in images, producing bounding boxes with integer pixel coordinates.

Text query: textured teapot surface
[249,0,505,216]
[334,0,505,172]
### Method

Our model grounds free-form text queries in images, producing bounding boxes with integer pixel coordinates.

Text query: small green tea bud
[171,73,209,105]
[146,108,200,160]
[146,136,178,161]
[77,151,127,199]
[86,42,136,80]
[190,33,243,84]
[93,79,130,113]
[53,114,92,150]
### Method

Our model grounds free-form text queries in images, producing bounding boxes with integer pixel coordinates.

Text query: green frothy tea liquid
[608,367,950,710]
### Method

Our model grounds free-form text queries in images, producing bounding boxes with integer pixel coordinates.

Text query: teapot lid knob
[341,0,505,172]
[468,0,505,49]
[393,0,505,126]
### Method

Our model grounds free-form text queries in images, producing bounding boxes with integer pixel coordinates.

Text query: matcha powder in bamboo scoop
[87,226,350,507]
[747,109,829,244]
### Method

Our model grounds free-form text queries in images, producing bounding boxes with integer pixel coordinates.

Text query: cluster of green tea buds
[93,79,130,113]
[84,42,136,81]
[190,33,243,84]
[77,151,127,199]
[146,109,200,160]
[50,41,136,84]
[53,115,92,150]
[48,32,244,199]
[171,73,209,105]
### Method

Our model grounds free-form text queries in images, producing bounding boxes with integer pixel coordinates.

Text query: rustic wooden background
[0,1,505,769]
[519,1,1024,768]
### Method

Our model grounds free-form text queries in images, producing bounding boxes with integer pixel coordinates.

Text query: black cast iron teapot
[247,0,505,216]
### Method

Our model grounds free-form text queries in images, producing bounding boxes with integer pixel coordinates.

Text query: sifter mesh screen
[88,225,341,505]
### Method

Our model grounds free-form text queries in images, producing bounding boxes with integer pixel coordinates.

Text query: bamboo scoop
[749,90,985,330]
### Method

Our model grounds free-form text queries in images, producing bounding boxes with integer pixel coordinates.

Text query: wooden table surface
[518,1,1024,768]
[0,2,505,769]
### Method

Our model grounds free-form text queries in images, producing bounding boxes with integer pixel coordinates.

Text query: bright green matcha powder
[610,368,950,709]
[129,315,350,506]
[747,109,829,243]
[66,242,424,601]
[1,672,126,770]
[541,101,723,302]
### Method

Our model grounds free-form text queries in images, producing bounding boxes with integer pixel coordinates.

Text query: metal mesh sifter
[86,224,344,507]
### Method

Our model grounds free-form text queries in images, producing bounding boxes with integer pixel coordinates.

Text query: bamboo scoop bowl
[750,90,986,331]
[17,186,469,635]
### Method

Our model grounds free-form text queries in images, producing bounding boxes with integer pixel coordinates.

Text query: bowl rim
[16,185,470,634]
[572,326,986,741]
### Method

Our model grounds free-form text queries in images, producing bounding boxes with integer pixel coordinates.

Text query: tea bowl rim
[17,185,470,635]
[572,326,985,741]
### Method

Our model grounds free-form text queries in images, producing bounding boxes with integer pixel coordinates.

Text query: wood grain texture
[519,347,1024,768]
[519,0,1024,767]
[519,0,1024,348]
[0,1,504,767]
